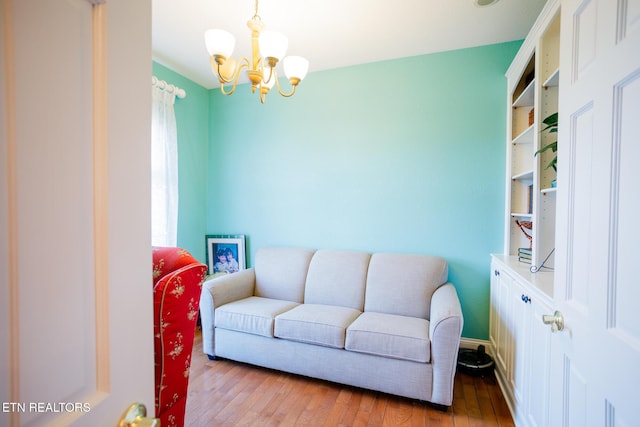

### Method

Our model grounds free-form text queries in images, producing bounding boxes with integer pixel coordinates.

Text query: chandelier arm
[216,57,250,84]
[219,81,237,96]
[262,64,274,85]
[216,63,234,85]
[218,58,250,96]
[274,75,297,98]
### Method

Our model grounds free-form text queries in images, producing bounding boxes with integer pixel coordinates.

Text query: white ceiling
[152,0,548,90]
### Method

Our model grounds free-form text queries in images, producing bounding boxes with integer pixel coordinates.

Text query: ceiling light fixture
[474,0,500,6]
[204,0,309,104]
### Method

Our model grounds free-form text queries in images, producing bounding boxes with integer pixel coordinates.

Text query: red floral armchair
[152,247,208,427]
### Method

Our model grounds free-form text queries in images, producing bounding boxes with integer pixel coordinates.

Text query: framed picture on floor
[205,234,246,276]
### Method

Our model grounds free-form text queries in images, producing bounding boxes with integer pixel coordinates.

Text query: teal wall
[154,40,521,340]
[152,62,209,262]
[207,41,521,340]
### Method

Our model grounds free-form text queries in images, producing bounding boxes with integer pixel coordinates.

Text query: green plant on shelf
[535,112,557,171]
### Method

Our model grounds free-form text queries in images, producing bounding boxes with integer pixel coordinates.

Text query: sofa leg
[207,354,217,361]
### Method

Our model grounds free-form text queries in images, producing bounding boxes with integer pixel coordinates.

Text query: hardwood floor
[184,331,514,426]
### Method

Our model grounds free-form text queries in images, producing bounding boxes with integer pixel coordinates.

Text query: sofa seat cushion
[345,312,431,363]
[215,296,299,338]
[274,304,362,349]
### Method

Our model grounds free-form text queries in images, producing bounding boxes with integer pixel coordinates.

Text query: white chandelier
[204,0,309,104]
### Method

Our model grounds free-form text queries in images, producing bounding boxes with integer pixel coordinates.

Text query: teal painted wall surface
[152,62,209,262]
[207,41,521,340]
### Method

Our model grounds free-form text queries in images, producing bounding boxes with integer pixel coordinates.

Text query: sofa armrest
[200,268,256,357]
[429,282,464,406]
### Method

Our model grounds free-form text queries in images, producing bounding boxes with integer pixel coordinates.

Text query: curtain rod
[152,76,186,99]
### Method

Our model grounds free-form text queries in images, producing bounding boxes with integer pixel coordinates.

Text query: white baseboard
[459,337,494,358]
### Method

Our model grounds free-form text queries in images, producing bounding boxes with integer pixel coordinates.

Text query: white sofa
[199,247,464,407]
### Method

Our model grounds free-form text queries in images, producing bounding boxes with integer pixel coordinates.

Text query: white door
[550,0,640,425]
[0,1,155,426]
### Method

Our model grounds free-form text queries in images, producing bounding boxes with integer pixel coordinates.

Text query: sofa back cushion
[304,249,371,310]
[364,253,448,319]
[254,247,315,302]
[152,246,201,286]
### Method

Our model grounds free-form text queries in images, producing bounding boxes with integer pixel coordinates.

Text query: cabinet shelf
[512,124,535,144]
[511,213,533,219]
[512,170,534,181]
[543,68,559,87]
[541,187,557,194]
[513,79,535,107]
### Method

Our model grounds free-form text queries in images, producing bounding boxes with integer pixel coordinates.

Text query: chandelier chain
[252,0,261,21]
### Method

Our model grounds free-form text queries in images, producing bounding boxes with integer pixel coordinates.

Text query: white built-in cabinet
[490,256,553,427]
[490,1,560,426]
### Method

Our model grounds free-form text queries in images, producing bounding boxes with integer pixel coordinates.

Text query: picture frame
[205,234,246,276]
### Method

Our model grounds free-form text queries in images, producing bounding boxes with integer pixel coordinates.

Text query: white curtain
[151,83,179,246]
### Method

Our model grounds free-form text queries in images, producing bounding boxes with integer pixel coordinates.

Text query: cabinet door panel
[510,279,531,408]
[489,267,500,352]
[527,298,553,427]
[495,270,513,376]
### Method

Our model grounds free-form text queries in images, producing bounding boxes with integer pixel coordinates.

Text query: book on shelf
[518,247,532,263]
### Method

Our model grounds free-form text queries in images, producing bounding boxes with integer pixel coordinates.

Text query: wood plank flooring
[184,331,514,426]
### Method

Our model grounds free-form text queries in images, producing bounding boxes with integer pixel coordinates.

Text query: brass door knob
[118,402,159,427]
[542,310,564,332]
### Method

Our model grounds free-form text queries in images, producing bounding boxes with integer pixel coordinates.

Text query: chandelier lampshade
[204,0,309,103]
[259,31,288,65]
[283,56,309,82]
[204,29,236,60]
